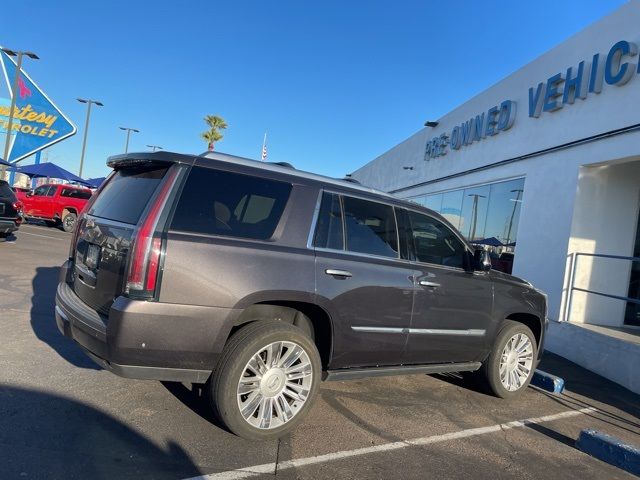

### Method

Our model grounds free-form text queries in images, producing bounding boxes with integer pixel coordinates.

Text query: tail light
[69,174,112,259]
[125,167,179,298]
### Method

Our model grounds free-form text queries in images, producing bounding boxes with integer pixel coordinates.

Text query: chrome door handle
[419,280,440,288]
[325,269,352,278]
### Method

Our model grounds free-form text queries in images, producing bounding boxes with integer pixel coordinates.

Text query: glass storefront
[408,177,525,274]
[625,207,640,326]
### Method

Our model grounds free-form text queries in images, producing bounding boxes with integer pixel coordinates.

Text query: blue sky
[0,0,627,180]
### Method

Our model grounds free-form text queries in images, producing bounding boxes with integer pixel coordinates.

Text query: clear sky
[0,0,627,180]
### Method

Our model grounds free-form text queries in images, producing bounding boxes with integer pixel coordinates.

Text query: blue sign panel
[0,49,76,162]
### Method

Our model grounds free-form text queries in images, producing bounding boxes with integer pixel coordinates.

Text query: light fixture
[424,121,439,128]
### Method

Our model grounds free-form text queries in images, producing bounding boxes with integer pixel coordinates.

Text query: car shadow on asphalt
[160,381,232,434]
[0,385,202,479]
[30,266,101,370]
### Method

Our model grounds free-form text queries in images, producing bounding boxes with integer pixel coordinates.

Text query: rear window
[0,182,16,201]
[61,188,92,199]
[170,166,292,240]
[88,167,168,224]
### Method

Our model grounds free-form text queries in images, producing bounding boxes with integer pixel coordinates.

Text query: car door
[402,209,494,364]
[313,192,417,369]
[25,185,49,216]
[40,185,58,218]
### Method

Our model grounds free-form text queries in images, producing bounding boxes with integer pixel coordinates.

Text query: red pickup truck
[18,184,93,232]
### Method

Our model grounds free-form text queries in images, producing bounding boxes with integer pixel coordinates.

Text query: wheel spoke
[277,394,293,421]
[259,397,273,429]
[241,391,262,419]
[279,346,304,369]
[265,342,281,369]
[238,378,260,395]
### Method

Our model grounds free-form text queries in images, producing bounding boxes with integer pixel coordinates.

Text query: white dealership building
[353,1,640,393]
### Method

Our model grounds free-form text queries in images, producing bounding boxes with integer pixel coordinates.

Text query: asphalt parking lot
[1,223,639,480]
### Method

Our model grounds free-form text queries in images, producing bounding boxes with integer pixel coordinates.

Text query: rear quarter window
[170,166,292,240]
[0,183,16,201]
[88,167,168,224]
[61,188,92,199]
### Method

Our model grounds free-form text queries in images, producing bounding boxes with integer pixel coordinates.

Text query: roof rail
[342,177,361,185]
[269,161,295,169]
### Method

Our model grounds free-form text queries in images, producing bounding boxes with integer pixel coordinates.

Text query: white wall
[562,159,640,326]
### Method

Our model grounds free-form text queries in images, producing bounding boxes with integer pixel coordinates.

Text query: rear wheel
[208,320,321,440]
[62,212,77,232]
[479,320,537,398]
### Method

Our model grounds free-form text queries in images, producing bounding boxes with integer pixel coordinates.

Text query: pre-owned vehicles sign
[0,48,76,162]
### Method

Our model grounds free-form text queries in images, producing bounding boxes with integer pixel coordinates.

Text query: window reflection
[410,177,525,274]
[440,190,464,230]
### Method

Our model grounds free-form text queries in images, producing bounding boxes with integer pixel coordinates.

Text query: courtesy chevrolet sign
[0,48,76,162]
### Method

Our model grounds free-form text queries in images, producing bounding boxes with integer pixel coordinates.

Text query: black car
[55,151,548,440]
[0,180,22,239]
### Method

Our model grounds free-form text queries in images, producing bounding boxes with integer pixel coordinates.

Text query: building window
[408,177,525,273]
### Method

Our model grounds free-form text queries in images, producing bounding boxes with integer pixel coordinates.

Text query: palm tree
[201,115,228,151]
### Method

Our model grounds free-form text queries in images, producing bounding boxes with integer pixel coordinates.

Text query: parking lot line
[186,406,596,480]
[17,230,66,241]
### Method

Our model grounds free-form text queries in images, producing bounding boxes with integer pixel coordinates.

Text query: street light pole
[1,48,39,179]
[467,193,487,241]
[77,98,103,178]
[119,127,139,153]
[146,144,162,152]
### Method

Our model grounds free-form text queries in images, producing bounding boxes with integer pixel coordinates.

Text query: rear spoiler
[107,151,197,169]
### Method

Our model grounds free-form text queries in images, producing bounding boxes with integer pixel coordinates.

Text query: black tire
[61,212,77,233]
[479,320,537,399]
[207,320,321,440]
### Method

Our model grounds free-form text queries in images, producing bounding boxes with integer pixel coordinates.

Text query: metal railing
[564,252,640,323]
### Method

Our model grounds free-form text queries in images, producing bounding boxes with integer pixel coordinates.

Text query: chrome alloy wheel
[237,341,313,430]
[499,333,534,392]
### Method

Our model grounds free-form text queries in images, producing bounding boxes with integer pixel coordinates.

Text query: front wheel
[208,320,321,440]
[61,212,77,233]
[480,320,537,398]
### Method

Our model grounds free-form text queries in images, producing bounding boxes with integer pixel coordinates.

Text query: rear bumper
[55,261,239,383]
[0,218,19,234]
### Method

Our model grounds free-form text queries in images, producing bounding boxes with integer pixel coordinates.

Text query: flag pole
[261,132,267,161]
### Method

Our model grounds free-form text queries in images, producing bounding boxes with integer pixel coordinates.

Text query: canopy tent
[0,157,12,167]
[472,236,504,247]
[85,177,106,188]
[17,162,90,186]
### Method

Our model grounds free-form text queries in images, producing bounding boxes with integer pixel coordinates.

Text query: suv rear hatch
[0,181,21,220]
[71,163,177,314]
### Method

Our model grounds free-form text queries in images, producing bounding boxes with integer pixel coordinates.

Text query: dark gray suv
[55,151,548,440]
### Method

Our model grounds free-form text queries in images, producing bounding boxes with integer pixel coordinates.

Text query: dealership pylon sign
[0,48,76,162]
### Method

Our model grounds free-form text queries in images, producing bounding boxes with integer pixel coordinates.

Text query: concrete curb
[576,429,640,476]
[531,369,565,394]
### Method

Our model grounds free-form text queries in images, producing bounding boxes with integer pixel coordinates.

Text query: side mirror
[474,249,492,272]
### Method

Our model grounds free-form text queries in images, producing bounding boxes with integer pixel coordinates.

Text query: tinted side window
[313,192,343,250]
[408,211,466,269]
[170,166,292,240]
[89,166,168,224]
[33,186,48,196]
[46,186,57,196]
[343,196,398,258]
[61,188,92,199]
[0,182,16,201]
